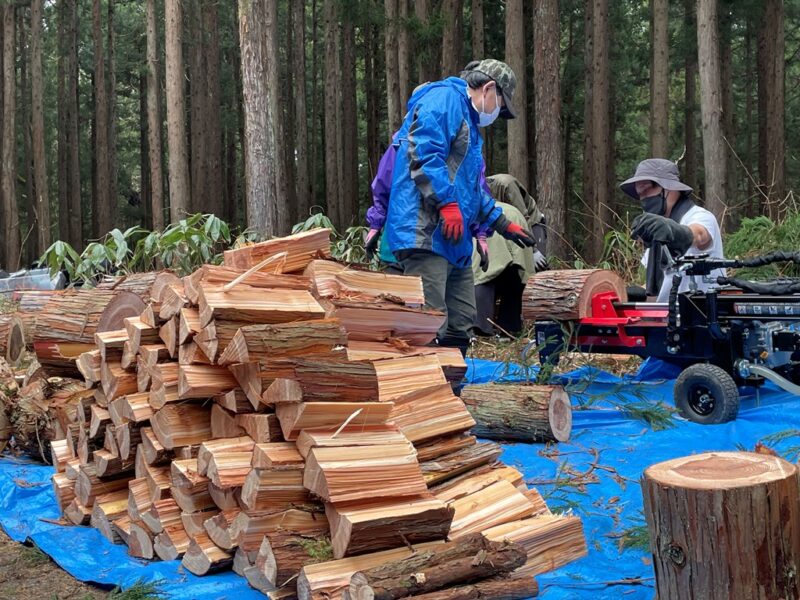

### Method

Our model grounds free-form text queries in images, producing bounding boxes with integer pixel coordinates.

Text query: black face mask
[641,191,667,216]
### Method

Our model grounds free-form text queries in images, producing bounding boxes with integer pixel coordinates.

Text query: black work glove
[494,214,537,248]
[631,213,694,256]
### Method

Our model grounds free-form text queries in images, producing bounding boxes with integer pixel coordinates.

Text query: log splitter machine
[535,252,800,424]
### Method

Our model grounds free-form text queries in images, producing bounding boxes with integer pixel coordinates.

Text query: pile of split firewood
[0,228,587,600]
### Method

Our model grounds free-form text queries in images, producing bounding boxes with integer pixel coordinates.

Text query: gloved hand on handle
[493,214,537,248]
[439,203,465,243]
[364,228,380,260]
[631,213,694,256]
[476,234,489,272]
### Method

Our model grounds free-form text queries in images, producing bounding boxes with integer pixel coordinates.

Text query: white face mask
[475,84,501,127]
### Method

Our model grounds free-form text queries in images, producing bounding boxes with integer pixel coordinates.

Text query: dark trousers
[399,251,475,351]
[474,266,525,336]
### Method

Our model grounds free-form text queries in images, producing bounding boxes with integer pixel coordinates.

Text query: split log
[483,514,587,577]
[128,478,153,521]
[389,384,475,445]
[65,498,92,525]
[432,467,525,503]
[195,320,244,363]
[447,481,546,541]
[159,283,189,320]
[198,283,326,328]
[215,389,254,414]
[159,316,179,357]
[140,426,168,464]
[140,302,163,328]
[293,354,446,404]
[421,443,503,486]
[211,404,247,438]
[142,463,172,501]
[171,458,209,487]
[642,451,800,600]
[142,497,182,534]
[304,443,427,504]
[179,307,202,344]
[128,520,156,559]
[51,438,75,472]
[347,534,527,600]
[179,340,212,365]
[149,383,180,410]
[94,329,128,361]
[182,508,220,537]
[229,361,265,409]
[154,523,193,560]
[111,515,133,546]
[235,413,283,443]
[222,227,332,274]
[204,508,242,550]
[252,442,304,469]
[276,402,394,441]
[76,350,102,384]
[240,468,309,511]
[182,531,234,575]
[397,573,538,600]
[150,362,180,392]
[218,319,346,366]
[295,425,408,459]
[208,482,241,510]
[522,269,627,321]
[327,497,454,559]
[415,435,477,463]
[139,343,170,367]
[90,489,129,543]
[124,316,160,354]
[178,364,238,399]
[95,448,135,477]
[119,393,153,424]
[305,259,425,306]
[75,463,132,506]
[0,314,25,366]
[460,384,572,443]
[197,436,255,476]
[121,341,137,370]
[297,541,446,600]
[171,481,215,513]
[262,378,303,406]
[151,403,212,449]
[52,472,76,512]
[207,452,253,488]
[185,264,310,304]
[101,361,138,401]
[235,506,327,553]
[96,271,162,300]
[325,300,445,346]
[345,341,466,384]
[116,422,144,460]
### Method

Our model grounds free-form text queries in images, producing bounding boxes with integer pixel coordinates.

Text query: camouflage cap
[468,59,517,119]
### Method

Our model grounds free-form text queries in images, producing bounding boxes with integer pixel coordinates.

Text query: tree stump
[642,451,800,600]
[460,384,571,442]
[0,314,25,366]
[522,269,627,321]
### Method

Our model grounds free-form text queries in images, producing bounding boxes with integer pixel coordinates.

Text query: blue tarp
[1,357,798,599]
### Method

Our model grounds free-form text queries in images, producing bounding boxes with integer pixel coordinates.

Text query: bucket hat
[620,158,693,199]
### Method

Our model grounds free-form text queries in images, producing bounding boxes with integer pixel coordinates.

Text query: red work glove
[476,235,489,272]
[494,214,536,248]
[364,228,380,260]
[439,203,464,243]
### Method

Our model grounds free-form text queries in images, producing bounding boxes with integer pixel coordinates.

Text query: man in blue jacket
[384,59,536,354]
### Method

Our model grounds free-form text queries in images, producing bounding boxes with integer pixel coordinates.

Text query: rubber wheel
[674,363,740,424]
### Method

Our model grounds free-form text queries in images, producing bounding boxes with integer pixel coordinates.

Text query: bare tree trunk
[108,0,117,226]
[415,0,436,84]
[696,0,727,225]
[649,0,669,157]
[291,0,311,222]
[93,0,112,237]
[472,0,484,59]
[719,8,737,218]
[239,0,278,235]
[188,0,205,214]
[165,0,190,221]
[744,16,755,212]
[19,9,34,264]
[324,0,341,228]
[757,0,785,219]
[140,73,151,228]
[365,6,380,198]
[342,17,358,227]
[398,0,410,107]
[683,0,698,192]
[385,0,401,134]
[204,0,223,219]
[31,0,49,253]
[581,0,594,258]
[534,0,566,261]
[506,0,528,186]
[57,0,66,247]
[66,0,81,247]
[441,0,463,77]
[146,0,164,230]
[3,5,19,270]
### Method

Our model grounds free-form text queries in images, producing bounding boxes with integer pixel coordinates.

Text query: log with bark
[295,424,408,459]
[204,508,242,550]
[347,534,528,600]
[15,289,59,341]
[460,384,572,443]
[123,315,160,355]
[522,269,627,321]
[389,384,476,445]
[206,451,253,488]
[345,341,466,384]
[276,401,395,442]
[215,389,255,414]
[420,443,503,487]
[158,283,189,320]
[182,531,234,575]
[178,364,238,399]
[240,468,309,511]
[222,228,332,274]
[304,259,425,306]
[184,264,311,304]
[0,314,25,366]
[252,441,304,469]
[396,573,538,600]
[324,300,445,346]
[154,522,193,560]
[211,404,247,438]
[235,412,283,443]
[197,436,255,475]
[642,451,800,600]
[151,403,212,449]
[198,284,326,328]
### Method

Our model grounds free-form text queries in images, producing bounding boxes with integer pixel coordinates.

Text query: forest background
[0,0,795,277]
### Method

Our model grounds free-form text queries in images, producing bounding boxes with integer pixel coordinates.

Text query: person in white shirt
[620,158,725,302]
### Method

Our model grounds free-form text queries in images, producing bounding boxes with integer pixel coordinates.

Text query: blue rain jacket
[385,77,502,268]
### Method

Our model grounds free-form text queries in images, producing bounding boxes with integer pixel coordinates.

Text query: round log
[0,314,25,366]
[522,269,627,321]
[403,574,539,600]
[642,451,800,600]
[97,291,147,333]
[14,290,59,342]
[34,289,119,344]
[460,384,572,442]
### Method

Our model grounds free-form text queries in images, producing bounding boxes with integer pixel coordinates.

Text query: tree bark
[18,9,33,265]
[471,0,484,59]
[291,0,311,223]
[440,0,463,77]
[107,0,117,226]
[649,0,669,157]
[58,0,81,249]
[522,269,627,321]
[757,0,785,219]
[385,0,401,134]
[719,8,736,219]
[2,5,19,270]
[415,0,436,84]
[642,452,800,599]
[93,0,112,238]
[146,0,164,230]
[398,0,410,108]
[505,0,528,186]
[165,0,190,221]
[533,0,566,261]
[682,0,698,192]
[31,0,49,253]
[342,17,358,228]
[188,0,206,214]
[696,0,727,226]
[239,0,279,235]
[204,0,223,220]
[324,0,341,228]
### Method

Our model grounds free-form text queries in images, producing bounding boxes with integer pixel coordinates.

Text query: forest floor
[0,527,107,599]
